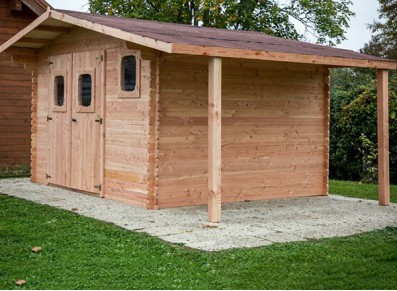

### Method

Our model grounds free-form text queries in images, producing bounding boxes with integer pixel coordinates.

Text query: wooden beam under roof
[19,37,52,45]
[35,25,71,33]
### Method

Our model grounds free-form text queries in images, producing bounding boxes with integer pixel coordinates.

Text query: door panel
[70,51,103,193]
[48,54,72,188]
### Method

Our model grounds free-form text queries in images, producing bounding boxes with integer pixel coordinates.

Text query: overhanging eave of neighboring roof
[0,8,396,70]
[21,0,51,15]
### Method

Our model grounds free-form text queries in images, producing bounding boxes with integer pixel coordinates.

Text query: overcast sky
[46,0,380,52]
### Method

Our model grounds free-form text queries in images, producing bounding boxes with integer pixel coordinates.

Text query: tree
[361,0,397,60]
[88,0,354,46]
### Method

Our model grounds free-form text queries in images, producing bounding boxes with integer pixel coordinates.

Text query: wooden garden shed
[1,9,395,222]
[0,0,49,168]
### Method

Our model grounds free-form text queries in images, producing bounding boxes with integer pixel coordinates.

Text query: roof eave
[0,9,51,54]
[172,43,397,70]
[49,10,173,53]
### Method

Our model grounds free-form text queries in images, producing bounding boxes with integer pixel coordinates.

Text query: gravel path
[1,178,396,251]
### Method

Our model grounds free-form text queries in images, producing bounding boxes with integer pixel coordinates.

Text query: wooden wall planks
[157,55,327,208]
[0,1,37,167]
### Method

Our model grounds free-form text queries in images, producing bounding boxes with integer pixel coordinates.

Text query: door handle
[72,118,77,123]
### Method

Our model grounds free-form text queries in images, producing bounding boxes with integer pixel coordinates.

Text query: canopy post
[377,69,390,206]
[208,57,222,223]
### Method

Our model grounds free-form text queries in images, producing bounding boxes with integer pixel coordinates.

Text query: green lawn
[1,194,397,290]
[329,179,397,203]
[0,165,30,179]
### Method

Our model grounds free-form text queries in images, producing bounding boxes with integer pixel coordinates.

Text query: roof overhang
[0,9,396,70]
[21,0,51,15]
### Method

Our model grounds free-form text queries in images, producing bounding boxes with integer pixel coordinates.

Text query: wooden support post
[377,69,390,206]
[208,57,222,223]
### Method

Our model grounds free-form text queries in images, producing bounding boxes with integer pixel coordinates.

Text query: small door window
[79,74,92,107]
[54,76,64,106]
[122,55,136,92]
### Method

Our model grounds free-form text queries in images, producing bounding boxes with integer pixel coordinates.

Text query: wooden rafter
[10,0,22,11]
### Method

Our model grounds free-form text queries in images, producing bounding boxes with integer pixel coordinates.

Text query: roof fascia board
[49,10,173,53]
[172,43,397,70]
[0,9,50,54]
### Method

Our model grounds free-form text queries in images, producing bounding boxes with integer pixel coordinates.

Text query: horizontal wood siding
[157,55,326,208]
[104,43,157,207]
[0,1,37,167]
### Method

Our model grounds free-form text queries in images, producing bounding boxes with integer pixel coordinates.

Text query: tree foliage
[361,0,397,59]
[88,0,354,45]
[330,0,397,183]
[330,71,397,183]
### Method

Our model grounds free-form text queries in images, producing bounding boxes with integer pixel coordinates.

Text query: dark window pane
[122,55,136,91]
[79,74,92,107]
[54,76,64,106]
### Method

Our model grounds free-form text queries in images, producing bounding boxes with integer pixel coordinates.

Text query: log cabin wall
[0,2,37,167]
[33,27,158,207]
[157,55,327,208]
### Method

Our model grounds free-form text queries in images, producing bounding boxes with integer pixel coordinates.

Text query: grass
[0,165,30,179]
[329,179,397,203]
[1,194,397,289]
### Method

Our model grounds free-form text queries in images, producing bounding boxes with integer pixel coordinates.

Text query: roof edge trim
[172,43,397,70]
[49,10,173,53]
[0,9,51,55]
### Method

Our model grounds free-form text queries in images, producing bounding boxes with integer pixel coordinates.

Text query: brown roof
[57,9,392,64]
[0,8,395,69]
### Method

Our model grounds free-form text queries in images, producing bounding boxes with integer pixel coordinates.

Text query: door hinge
[96,55,104,62]
[95,117,103,124]
[94,184,102,191]
[46,173,51,179]
[47,116,52,121]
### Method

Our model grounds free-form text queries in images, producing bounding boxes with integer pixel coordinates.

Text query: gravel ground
[1,178,397,251]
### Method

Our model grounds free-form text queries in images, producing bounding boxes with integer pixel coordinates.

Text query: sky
[46,0,380,52]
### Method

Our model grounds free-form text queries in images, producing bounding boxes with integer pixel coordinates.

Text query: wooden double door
[47,51,103,194]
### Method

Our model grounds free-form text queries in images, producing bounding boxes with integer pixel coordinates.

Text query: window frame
[52,70,67,113]
[118,49,141,98]
[76,68,96,113]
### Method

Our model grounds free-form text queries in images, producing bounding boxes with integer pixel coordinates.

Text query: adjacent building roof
[21,0,51,15]
[0,8,396,69]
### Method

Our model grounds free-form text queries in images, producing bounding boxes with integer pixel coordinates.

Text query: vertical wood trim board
[377,69,390,206]
[99,50,106,197]
[208,57,222,223]
[147,51,161,209]
[31,68,38,181]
